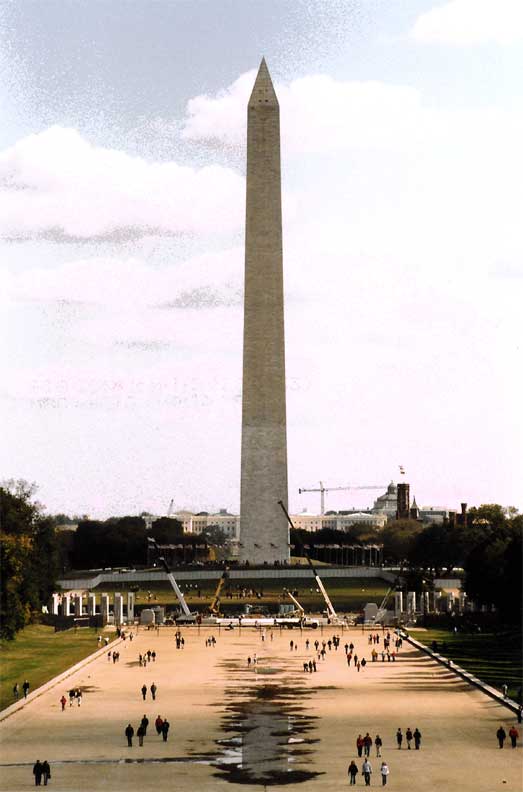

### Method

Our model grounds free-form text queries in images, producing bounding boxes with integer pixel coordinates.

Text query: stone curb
[0,637,123,722]
[401,631,520,717]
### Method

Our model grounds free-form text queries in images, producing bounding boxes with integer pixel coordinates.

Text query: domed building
[371,481,398,518]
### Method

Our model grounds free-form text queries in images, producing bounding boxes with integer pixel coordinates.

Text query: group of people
[356,733,383,757]
[12,680,30,700]
[140,682,158,701]
[32,760,51,786]
[396,727,422,749]
[58,688,83,709]
[496,725,519,748]
[138,649,157,666]
[125,714,170,746]
[108,650,121,663]
[205,635,217,647]
[348,759,389,786]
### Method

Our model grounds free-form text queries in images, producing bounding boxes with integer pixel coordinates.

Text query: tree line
[1,479,521,638]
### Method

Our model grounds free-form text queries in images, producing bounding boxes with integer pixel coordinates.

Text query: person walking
[33,760,43,786]
[356,735,364,757]
[502,684,508,698]
[13,683,19,700]
[150,683,157,701]
[380,761,389,786]
[348,760,358,785]
[41,761,51,786]
[361,758,372,786]
[375,735,382,757]
[161,719,170,742]
[413,727,422,749]
[508,726,519,748]
[496,726,506,748]
[141,684,147,701]
[140,714,149,735]
[60,695,67,711]
[23,680,30,699]
[396,728,403,749]
[76,689,82,707]
[406,727,413,749]
[137,724,145,747]
[125,723,134,747]
[363,733,372,757]
[155,715,164,735]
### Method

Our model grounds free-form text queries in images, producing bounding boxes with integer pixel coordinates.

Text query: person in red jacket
[508,726,519,748]
[356,734,364,757]
[60,695,67,711]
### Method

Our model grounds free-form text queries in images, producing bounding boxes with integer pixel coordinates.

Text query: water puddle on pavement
[211,669,324,786]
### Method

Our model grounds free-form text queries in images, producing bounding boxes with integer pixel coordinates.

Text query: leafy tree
[0,481,59,639]
[149,517,184,544]
[408,522,464,575]
[464,512,522,622]
[379,520,424,564]
[72,517,146,568]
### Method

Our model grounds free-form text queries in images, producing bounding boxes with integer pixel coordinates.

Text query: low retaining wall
[0,637,122,722]
[402,631,520,717]
[57,566,394,590]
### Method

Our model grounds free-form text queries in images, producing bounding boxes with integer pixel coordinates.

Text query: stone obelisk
[239,59,289,565]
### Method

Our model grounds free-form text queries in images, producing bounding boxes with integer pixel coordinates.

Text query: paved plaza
[0,626,520,791]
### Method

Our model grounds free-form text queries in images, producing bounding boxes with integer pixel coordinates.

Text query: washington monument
[239,59,290,565]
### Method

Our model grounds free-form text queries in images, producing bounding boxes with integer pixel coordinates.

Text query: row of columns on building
[50,592,135,625]
[393,590,477,617]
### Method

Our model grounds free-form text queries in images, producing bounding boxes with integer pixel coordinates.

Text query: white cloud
[410,0,523,45]
[0,126,244,240]
[180,70,523,157]
[5,249,243,310]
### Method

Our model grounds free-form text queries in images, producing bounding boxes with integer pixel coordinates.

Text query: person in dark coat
[356,735,364,757]
[375,734,383,757]
[396,728,403,748]
[125,723,134,747]
[413,728,422,749]
[348,760,358,785]
[141,684,147,701]
[141,715,149,735]
[23,680,30,698]
[363,733,372,757]
[406,727,413,749]
[150,683,157,701]
[161,719,170,742]
[137,724,145,747]
[508,726,519,748]
[496,726,506,748]
[33,760,43,786]
[41,761,51,786]
[155,715,164,735]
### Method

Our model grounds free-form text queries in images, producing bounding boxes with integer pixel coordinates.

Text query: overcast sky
[1,0,522,518]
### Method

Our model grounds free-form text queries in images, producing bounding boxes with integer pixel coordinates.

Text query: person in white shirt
[380,762,390,786]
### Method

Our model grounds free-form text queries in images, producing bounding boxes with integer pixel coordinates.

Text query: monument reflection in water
[241,704,289,778]
[214,694,322,786]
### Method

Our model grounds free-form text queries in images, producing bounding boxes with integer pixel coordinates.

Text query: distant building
[371,482,398,517]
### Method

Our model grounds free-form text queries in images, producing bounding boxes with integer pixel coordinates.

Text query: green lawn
[0,624,112,712]
[411,628,523,702]
[94,577,391,613]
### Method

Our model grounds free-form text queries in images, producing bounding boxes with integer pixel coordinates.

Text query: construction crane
[209,567,229,616]
[298,481,386,515]
[283,588,305,618]
[148,536,195,622]
[278,500,341,624]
